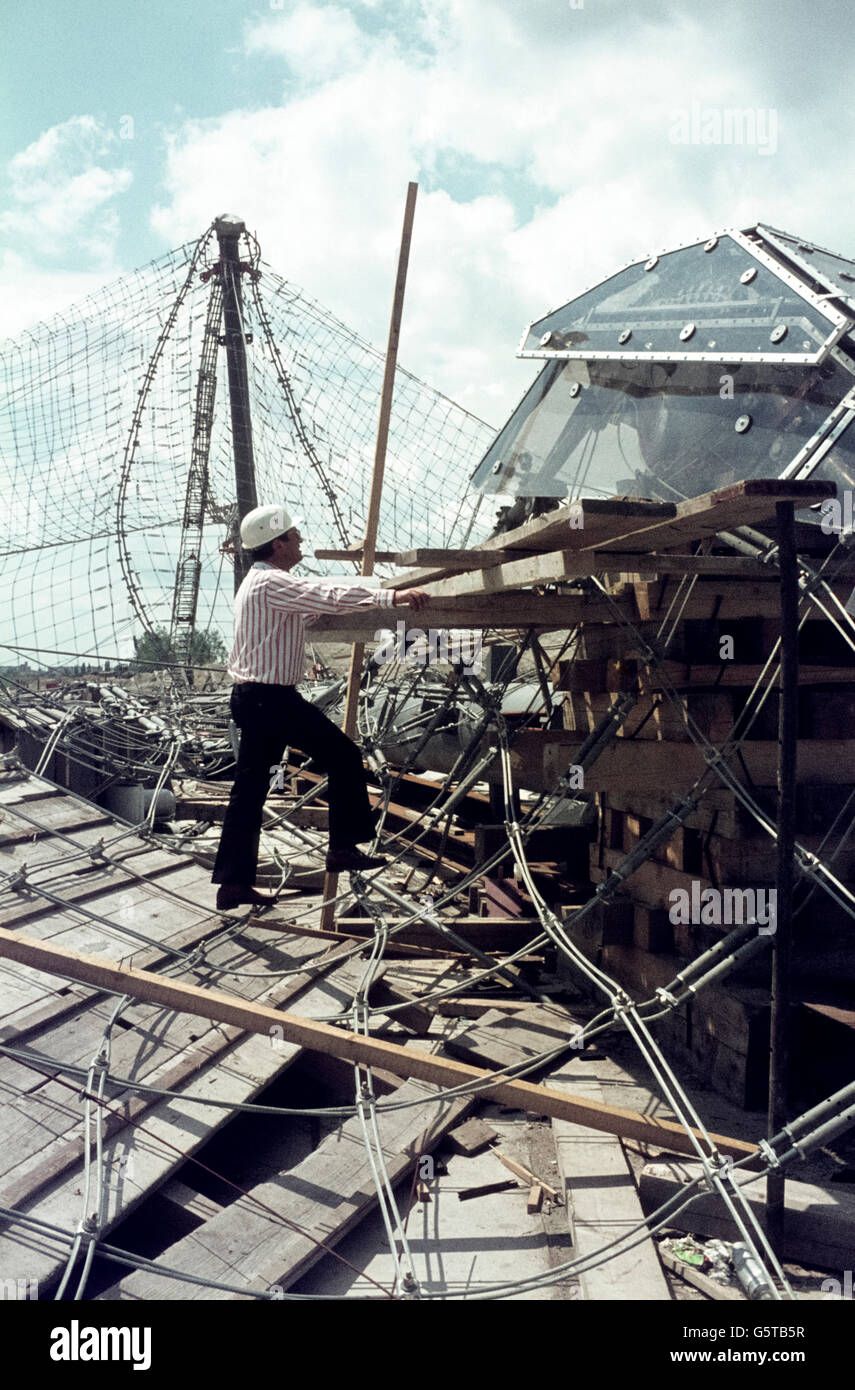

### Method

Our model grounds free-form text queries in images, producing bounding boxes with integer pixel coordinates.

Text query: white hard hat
[239,504,302,550]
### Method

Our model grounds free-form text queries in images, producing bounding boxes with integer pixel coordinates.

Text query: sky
[2,0,854,427]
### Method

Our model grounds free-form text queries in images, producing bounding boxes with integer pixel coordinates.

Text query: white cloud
[9,3,855,426]
[0,115,132,341]
[149,0,844,424]
[0,251,115,342]
[245,3,369,78]
[0,115,132,261]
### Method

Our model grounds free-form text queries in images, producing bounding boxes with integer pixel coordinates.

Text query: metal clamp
[757,1138,781,1171]
[7,866,28,891]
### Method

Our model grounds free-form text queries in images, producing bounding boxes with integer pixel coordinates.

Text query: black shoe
[216,884,278,911]
[325,848,388,873]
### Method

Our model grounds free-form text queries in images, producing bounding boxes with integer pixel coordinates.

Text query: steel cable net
[0,224,494,667]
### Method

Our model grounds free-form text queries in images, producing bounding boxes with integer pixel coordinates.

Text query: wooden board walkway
[0,764,380,1291]
[102,1072,472,1300]
[102,1000,592,1300]
[443,1003,670,1299]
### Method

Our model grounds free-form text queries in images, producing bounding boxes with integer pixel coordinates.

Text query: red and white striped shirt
[227,562,396,686]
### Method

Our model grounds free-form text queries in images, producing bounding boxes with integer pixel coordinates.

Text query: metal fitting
[757,1138,781,1171]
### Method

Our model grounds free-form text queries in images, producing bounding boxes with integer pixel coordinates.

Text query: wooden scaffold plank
[0,928,757,1161]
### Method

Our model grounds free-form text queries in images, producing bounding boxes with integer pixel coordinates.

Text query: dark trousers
[211,682,377,886]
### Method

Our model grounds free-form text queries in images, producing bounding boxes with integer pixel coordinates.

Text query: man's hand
[393,588,430,612]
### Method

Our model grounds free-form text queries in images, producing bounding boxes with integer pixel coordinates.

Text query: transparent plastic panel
[524,236,833,357]
[762,229,855,307]
[472,357,855,503]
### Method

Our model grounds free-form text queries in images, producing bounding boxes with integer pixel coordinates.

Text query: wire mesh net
[0,221,495,669]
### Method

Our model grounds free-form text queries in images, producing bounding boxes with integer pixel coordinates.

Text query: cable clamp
[88,839,107,862]
[654,987,678,1008]
[7,866,28,891]
[757,1138,781,1171]
[794,847,817,876]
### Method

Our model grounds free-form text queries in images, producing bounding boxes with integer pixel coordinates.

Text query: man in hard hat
[212,504,429,911]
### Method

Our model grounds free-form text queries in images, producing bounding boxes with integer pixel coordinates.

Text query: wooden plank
[509,731,855,794]
[104,1074,473,1299]
[321,183,418,933]
[0,942,381,1290]
[0,928,758,1160]
[592,479,836,554]
[549,1055,672,1301]
[640,662,855,690]
[313,550,397,562]
[493,1149,562,1202]
[0,801,112,845]
[417,548,786,601]
[432,996,543,1018]
[254,916,465,960]
[445,1117,499,1156]
[389,482,835,596]
[394,547,800,579]
[306,595,600,637]
[0,943,365,1209]
[395,548,537,568]
[445,1003,580,1073]
[332,915,544,953]
[367,978,436,1033]
[458,1179,518,1201]
[385,498,678,591]
[0,857,215,934]
[0,878,244,1042]
[305,579,842,638]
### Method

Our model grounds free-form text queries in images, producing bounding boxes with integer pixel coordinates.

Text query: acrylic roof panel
[759,226,855,313]
[521,235,836,362]
[473,225,855,506]
[471,357,855,501]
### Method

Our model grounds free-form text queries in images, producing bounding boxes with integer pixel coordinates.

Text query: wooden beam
[417,548,789,600]
[322,181,418,931]
[306,595,600,635]
[384,499,678,590]
[509,731,855,794]
[314,550,398,562]
[250,916,466,960]
[382,483,834,593]
[591,479,835,554]
[636,662,855,690]
[307,577,853,634]
[0,928,756,1161]
[395,548,536,567]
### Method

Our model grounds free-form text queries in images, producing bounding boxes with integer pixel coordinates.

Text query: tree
[132,626,228,674]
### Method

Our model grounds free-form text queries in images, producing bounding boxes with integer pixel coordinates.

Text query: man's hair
[249,540,276,562]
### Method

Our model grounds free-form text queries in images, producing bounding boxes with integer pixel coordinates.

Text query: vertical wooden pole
[320,182,418,930]
[766,501,797,1241]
